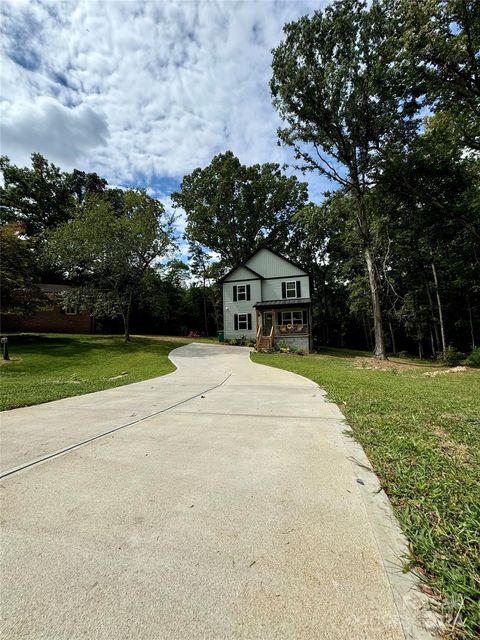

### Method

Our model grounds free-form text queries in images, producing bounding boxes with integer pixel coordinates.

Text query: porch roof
[254,298,311,309]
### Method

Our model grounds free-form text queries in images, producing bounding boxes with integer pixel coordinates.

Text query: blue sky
[1,0,331,256]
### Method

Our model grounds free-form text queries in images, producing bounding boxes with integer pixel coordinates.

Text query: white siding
[247,248,306,278]
[224,266,258,282]
[261,274,310,301]
[221,249,311,340]
[222,279,260,339]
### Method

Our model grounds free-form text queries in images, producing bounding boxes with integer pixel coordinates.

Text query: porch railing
[256,325,262,350]
[275,324,309,336]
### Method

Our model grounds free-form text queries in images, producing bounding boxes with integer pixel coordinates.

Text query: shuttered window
[234,313,252,331]
[282,280,301,299]
[233,284,250,301]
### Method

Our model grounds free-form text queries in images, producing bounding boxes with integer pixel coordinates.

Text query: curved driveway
[0,344,435,639]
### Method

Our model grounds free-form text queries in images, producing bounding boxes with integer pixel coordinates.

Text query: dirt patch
[423,366,468,377]
[432,425,470,463]
[353,357,438,372]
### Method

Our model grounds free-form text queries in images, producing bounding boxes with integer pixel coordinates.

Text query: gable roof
[219,263,263,283]
[219,247,309,283]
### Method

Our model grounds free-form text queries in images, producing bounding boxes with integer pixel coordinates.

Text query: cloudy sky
[1,0,329,251]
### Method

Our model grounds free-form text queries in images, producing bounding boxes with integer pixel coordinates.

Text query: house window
[281,311,303,325]
[233,284,250,301]
[238,313,248,329]
[234,313,252,331]
[64,305,78,315]
[282,280,301,299]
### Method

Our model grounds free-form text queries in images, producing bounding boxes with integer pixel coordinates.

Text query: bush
[277,341,305,355]
[226,335,249,347]
[440,345,466,367]
[464,347,480,368]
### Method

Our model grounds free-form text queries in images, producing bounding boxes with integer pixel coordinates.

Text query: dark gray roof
[39,284,73,293]
[254,298,311,308]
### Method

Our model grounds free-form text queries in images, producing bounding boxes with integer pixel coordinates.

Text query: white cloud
[0,0,329,195]
[0,96,108,168]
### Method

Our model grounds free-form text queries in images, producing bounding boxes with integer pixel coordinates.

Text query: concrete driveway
[0,344,436,639]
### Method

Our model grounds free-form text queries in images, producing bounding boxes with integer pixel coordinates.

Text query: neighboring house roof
[254,298,311,308]
[39,284,74,293]
[219,247,309,283]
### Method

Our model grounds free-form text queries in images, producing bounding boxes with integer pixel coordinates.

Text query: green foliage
[43,190,175,340]
[276,340,305,355]
[464,348,480,368]
[440,345,466,367]
[172,151,308,270]
[0,224,45,312]
[0,153,106,237]
[226,335,248,346]
[253,349,480,639]
[399,0,480,150]
[270,0,419,359]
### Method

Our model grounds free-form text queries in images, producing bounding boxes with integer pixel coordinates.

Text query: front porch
[254,300,312,353]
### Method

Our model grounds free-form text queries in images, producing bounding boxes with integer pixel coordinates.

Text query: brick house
[0,284,94,334]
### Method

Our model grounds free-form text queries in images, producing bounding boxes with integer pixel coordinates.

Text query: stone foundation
[274,335,310,353]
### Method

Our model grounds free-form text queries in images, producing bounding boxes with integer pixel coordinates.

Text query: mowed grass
[251,349,480,639]
[0,333,196,411]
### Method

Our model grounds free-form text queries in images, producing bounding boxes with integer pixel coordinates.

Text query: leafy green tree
[45,190,175,341]
[172,151,308,270]
[0,153,107,237]
[377,114,480,355]
[270,0,418,358]
[0,224,45,313]
[399,0,480,150]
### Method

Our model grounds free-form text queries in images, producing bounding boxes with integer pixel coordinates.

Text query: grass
[251,349,480,640]
[0,333,216,411]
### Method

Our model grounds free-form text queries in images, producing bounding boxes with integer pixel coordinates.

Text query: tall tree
[0,153,107,237]
[44,190,175,341]
[270,0,419,358]
[0,224,45,313]
[172,151,308,270]
[399,0,480,150]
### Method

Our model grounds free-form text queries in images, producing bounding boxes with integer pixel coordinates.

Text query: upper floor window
[233,284,251,301]
[282,280,301,299]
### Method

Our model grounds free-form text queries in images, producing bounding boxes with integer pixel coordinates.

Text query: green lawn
[251,350,480,640]
[0,333,203,411]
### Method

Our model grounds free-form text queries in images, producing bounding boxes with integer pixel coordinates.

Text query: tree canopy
[172,151,308,270]
[44,189,175,341]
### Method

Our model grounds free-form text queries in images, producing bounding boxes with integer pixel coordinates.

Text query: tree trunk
[424,278,440,353]
[388,319,396,355]
[365,247,387,359]
[429,326,436,358]
[431,262,446,355]
[467,295,476,350]
[123,291,133,343]
[202,277,209,337]
[362,312,371,351]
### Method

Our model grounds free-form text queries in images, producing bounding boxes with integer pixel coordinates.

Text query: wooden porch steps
[257,336,272,352]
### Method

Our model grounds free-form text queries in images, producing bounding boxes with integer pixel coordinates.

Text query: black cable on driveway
[0,374,231,481]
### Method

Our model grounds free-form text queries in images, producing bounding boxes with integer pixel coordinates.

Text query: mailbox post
[1,337,9,361]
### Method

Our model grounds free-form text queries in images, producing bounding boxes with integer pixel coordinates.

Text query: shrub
[440,345,466,367]
[464,347,480,368]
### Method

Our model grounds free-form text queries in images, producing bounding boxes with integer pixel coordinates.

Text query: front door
[263,312,273,336]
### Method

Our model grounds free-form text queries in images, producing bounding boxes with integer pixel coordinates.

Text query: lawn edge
[250,352,444,640]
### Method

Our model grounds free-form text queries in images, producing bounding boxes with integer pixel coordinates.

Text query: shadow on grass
[5,334,187,358]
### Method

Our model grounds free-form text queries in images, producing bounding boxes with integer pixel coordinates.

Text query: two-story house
[221,248,312,352]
